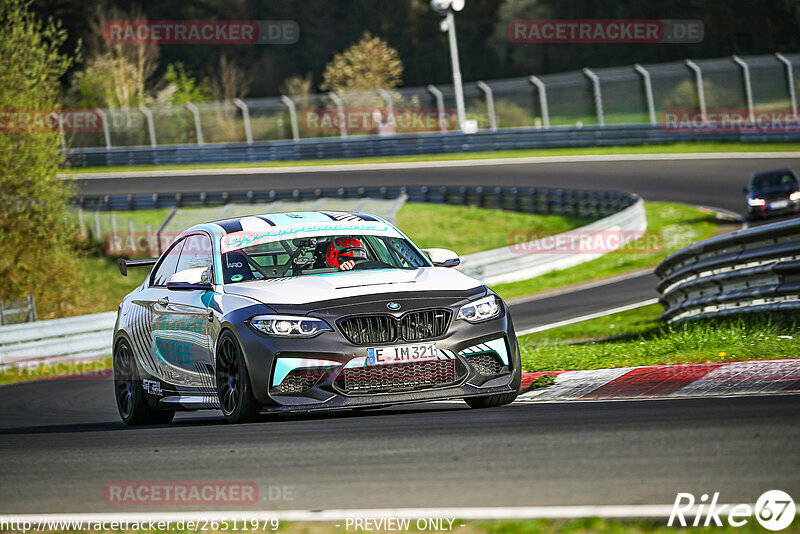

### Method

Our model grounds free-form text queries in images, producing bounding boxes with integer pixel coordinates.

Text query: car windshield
[751,171,799,191]
[221,234,430,283]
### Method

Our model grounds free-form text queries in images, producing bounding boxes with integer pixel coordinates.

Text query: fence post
[377,89,395,136]
[95,108,112,149]
[328,92,347,138]
[427,84,448,133]
[280,95,300,141]
[775,53,798,121]
[138,104,157,147]
[94,209,101,241]
[0,300,4,326]
[684,59,707,123]
[232,98,254,144]
[27,294,37,322]
[732,55,755,122]
[582,68,604,126]
[528,76,550,128]
[185,102,204,145]
[634,64,657,125]
[476,81,497,131]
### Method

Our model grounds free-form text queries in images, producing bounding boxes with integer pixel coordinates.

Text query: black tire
[113,339,175,426]
[464,391,518,409]
[215,331,261,424]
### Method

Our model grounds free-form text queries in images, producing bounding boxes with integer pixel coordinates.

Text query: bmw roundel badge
[386,302,401,310]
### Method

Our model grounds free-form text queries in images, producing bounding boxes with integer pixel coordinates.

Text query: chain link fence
[65,52,800,149]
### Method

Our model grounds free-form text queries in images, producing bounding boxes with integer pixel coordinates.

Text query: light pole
[430,0,466,131]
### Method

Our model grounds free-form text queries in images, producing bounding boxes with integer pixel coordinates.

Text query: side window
[151,239,185,286]
[175,234,214,280]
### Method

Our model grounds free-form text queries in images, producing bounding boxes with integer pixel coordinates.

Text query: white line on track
[60,151,800,180]
[0,504,734,522]
[515,298,659,336]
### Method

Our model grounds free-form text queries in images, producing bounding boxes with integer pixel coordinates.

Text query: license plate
[771,200,789,209]
[366,343,438,366]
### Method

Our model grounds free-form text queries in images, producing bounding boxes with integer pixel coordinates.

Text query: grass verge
[519,304,800,372]
[492,202,722,301]
[61,142,800,174]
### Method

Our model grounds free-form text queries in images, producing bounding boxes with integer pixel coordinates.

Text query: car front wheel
[215,331,261,424]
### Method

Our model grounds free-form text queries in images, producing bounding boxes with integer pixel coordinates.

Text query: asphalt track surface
[73,156,800,216]
[2,154,795,514]
[0,378,797,513]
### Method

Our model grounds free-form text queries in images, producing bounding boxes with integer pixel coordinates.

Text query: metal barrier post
[528,76,550,128]
[95,108,112,149]
[138,104,157,147]
[329,92,347,138]
[280,95,300,141]
[582,68,604,126]
[232,98,254,144]
[185,102,204,145]
[776,53,798,121]
[27,294,37,322]
[377,89,395,136]
[476,81,497,131]
[634,64,657,125]
[732,55,755,122]
[684,59,707,123]
[427,84,447,133]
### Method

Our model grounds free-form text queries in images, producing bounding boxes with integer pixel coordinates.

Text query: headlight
[747,198,765,207]
[457,295,501,323]
[790,192,800,201]
[249,315,332,337]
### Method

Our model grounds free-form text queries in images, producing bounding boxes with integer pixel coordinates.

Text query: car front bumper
[232,301,521,411]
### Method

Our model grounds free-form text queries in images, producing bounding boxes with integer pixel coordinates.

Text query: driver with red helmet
[325,236,369,270]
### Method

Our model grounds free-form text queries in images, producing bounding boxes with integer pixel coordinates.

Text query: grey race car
[113,211,521,424]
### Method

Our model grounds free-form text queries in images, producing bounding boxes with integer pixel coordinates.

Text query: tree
[0,0,83,317]
[320,32,403,93]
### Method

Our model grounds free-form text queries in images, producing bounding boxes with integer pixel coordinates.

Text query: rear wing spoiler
[117,258,158,277]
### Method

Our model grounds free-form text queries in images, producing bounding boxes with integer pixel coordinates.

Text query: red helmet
[325,237,367,267]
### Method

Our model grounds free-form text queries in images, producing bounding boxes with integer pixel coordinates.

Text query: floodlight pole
[444,11,467,131]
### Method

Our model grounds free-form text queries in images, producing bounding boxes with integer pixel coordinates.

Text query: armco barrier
[656,217,800,323]
[0,312,115,370]
[64,124,800,168]
[77,185,637,217]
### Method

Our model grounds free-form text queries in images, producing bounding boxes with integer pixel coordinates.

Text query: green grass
[60,142,800,174]
[397,203,591,256]
[519,304,800,372]
[492,202,722,301]
[71,256,148,317]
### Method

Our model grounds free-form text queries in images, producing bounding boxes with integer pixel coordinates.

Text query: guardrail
[458,196,645,285]
[64,124,800,168]
[0,312,115,371]
[656,217,800,323]
[77,185,636,217]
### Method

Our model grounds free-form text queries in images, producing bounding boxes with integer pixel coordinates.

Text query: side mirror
[423,248,461,268]
[742,187,749,195]
[167,267,213,290]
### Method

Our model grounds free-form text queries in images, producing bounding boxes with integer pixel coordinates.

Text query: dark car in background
[745,167,800,219]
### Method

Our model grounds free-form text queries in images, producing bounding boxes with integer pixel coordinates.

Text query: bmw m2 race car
[113,211,521,424]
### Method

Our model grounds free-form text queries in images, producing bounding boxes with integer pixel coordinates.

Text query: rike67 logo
[669,490,795,531]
